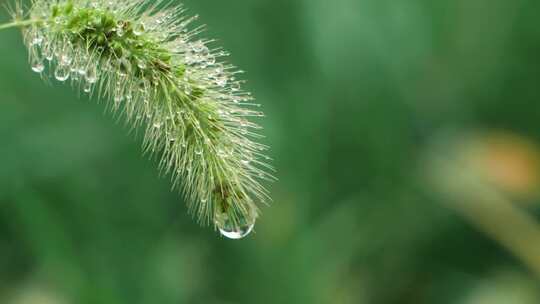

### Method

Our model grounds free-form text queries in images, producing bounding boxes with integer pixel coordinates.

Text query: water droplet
[153,122,162,129]
[31,57,45,73]
[116,21,125,37]
[206,55,216,66]
[71,70,80,81]
[43,46,53,61]
[83,82,92,93]
[214,66,224,75]
[85,65,98,83]
[117,59,131,77]
[54,65,70,81]
[195,148,203,155]
[192,41,206,53]
[60,52,72,66]
[133,22,145,36]
[137,59,146,70]
[215,76,228,87]
[216,212,256,240]
[31,32,43,46]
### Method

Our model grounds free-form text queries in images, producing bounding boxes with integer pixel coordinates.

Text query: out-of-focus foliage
[1,0,540,303]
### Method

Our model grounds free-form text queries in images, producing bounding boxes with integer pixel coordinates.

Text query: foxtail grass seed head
[8,0,274,239]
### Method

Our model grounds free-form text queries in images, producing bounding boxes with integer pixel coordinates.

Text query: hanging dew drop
[85,66,98,83]
[54,65,70,81]
[43,46,53,61]
[71,70,80,81]
[77,66,87,75]
[216,211,256,240]
[31,57,45,73]
[218,223,254,239]
[31,32,43,46]
[31,63,45,73]
[83,82,91,93]
[60,53,72,66]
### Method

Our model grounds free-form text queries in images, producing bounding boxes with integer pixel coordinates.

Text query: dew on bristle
[42,45,53,61]
[31,32,43,46]
[59,49,73,66]
[83,82,92,93]
[116,21,125,37]
[54,64,70,81]
[31,56,45,73]
[85,65,98,83]
[133,22,146,36]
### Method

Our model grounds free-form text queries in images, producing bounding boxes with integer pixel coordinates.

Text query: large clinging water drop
[218,220,255,239]
[216,210,256,240]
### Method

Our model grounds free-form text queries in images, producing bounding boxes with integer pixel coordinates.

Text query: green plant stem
[0,19,40,31]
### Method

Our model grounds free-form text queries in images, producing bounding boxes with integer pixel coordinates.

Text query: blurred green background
[2,0,540,303]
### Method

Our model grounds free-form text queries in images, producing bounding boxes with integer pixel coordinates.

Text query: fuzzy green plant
[0,0,274,239]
